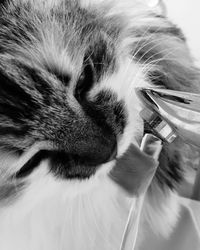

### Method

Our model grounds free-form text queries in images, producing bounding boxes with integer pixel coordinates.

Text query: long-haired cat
[0,0,199,249]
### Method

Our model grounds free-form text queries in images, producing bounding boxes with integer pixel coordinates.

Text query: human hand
[109,134,162,196]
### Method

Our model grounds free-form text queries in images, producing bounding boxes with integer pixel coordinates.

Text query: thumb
[109,134,162,196]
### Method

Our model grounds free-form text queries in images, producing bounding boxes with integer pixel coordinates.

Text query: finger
[109,134,162,196]
[141,133,162,161]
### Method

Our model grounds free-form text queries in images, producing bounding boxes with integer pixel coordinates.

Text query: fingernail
[140,133,163,160]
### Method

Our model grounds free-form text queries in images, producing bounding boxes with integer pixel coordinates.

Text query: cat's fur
[0,0,199,249]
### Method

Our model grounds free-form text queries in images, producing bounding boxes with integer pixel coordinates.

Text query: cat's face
[0,0,199,205]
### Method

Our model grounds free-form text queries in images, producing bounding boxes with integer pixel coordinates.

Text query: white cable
[119,134,162,250]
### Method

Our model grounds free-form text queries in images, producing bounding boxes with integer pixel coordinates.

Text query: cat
[0,0,199,249]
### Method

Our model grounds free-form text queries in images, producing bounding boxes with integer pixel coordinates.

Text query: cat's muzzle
[15,133,117,179]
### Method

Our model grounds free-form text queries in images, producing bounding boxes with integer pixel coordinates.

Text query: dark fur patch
[0,69,39,136]
[75,59,95,100]
[0,0,7,7]
[87,39,116,80]
[15,146,117,180]
[15,150,49,178]
[156,146,183,189]
[92,90,127,135]
[0,181,25,202]
[49,149,115,179]
[147,24,185,41]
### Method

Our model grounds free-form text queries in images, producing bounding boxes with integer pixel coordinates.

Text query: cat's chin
[0,160,130,250]
[0,155,180,250]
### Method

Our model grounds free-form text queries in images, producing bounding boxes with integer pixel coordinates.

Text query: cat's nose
[76,134,117,166]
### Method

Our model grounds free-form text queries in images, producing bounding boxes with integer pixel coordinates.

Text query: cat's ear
[132,15,200,92]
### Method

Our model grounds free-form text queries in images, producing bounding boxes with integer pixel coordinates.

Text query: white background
[165,0,200,66]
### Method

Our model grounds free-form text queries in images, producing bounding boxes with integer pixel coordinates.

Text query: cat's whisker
[127,45,185,96]
[119,32,176,89]
[131,24,167,60]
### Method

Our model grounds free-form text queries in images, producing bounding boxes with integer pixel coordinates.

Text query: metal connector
[136,87,200,147]
[140,107,177,143]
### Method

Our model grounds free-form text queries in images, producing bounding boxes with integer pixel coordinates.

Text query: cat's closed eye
[75,58,95,101]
